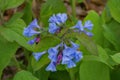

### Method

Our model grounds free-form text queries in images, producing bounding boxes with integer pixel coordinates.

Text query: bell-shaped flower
[70,41,79,49]
[83,31,93,37]
[61,44,75,64]
[33,51,46,61]
[23,19,40,37]
[55,13,67,25]
[67,60,76,68]
[73,51,83,63]
[84,20,93,30]
[48,23,60,34]
[48,44,60,62]
[28,38,36,45]
[23,27,40,37]
[49,13,67,25]
[46,61,56,72]
[72,20,93,37]
[72,20,84,31]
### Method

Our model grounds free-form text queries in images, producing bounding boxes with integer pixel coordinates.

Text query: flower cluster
[23,13,93,72]
[33,41,83,72]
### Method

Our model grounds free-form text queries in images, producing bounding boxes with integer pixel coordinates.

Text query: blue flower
[28,19,40,29]
[49,13,67,25]
[23,27,40,37]
[83,31,93,37]
[84,20,93,30]
[67,60,76,68]
[72,20,84,31]
[70,41,79,49]
[23,19,40,37]
[73,51,83,63]
[48,23,60,34]
[48,44,60,62]
[61,44,83,68]
[72,20,93,37]
[33,51,46,61]
[28,38,36,45]
[56,13,67,24]
[46,61,56,72]
[61,44,75,64]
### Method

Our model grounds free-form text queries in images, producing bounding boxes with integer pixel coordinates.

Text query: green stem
[70,0,76,17]
[0,10,4,25]
[69,69,75,80]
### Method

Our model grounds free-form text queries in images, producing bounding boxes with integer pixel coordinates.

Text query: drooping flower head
[48,13,68,34]
[48,23,60,34]
[49,13,67,25]
[33,51,46,61]
[48,44,61,62]
[23,19,40,37]
[23,19,41,45]
[46,61,56,72]
[72,20,93,37]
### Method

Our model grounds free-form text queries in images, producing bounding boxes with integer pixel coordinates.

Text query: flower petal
[46,62,56,72]
[33,51,46,61]
[84,20,93,30]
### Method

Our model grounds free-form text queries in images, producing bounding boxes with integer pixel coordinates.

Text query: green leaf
[103,22,120,51]
[111,69,120,80]
[40,0,66,27]
[49,70,71,80]
[84,10,104,46]
[22,2,32,25]
[34,67,50,80]
[111,53,120,64]
[31,54,50,71]
[35,35,61,52]
[97,45,109,62]
[13,70,38,80]
[0,19,33,51]
[0,35,18,78]
[83,55,112,68]
[108,0,120,23]
[80,60,110,80]
[76,33,98,55]
[0,0,24,11]
[101,7,112,23]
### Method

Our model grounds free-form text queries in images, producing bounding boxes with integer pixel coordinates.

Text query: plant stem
[69,69,75,80]
[0,10,4,25]
[70,0,76,17]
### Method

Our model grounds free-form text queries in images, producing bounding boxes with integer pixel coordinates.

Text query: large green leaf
[40,0,66,27]
[0,0,24,11]
[80,60,110,80]
[103,20,120,51]
[0,19,33,51]
[111,53,120,64]
[0,35,18,78]
[13,70,38,80]
[108,0,120,23]
[76,33,98,55]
